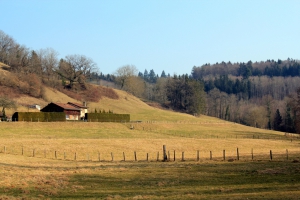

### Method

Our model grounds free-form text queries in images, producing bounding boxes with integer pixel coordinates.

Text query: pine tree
[284,105,295,132]
[273,109,282,131]
[161,70,167,78]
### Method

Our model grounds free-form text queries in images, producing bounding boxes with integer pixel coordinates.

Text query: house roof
[52,103,81,111]
[67,102,88,108]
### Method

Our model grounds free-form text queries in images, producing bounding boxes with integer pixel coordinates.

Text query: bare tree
[0,30,16,65]
[123,76,145,97]
[114,65,138,89]
[57,54,97,89]
[0,96,16,120]
[37,48,59,81]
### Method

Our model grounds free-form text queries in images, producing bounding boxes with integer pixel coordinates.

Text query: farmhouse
[41,102,84,120]
[67,102,88,119]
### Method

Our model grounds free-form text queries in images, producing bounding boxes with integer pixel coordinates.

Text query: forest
[0,29,300,133]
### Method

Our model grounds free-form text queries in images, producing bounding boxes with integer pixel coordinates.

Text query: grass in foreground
[0,154,300,199]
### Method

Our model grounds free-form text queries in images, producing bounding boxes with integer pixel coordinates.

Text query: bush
[85,113,130,122]
[12,112,66,122]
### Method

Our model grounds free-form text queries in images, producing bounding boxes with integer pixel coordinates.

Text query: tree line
[1,29,300,134]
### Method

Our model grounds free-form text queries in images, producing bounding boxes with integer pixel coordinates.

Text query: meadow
[0,88,299,199]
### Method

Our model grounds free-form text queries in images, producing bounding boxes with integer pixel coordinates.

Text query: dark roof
[67,102,88,109]
[54,103,80,111]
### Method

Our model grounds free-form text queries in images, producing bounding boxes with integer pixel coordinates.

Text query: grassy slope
[1,78,300,199]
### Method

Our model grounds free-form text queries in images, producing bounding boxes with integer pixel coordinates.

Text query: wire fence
[1,145,299,163]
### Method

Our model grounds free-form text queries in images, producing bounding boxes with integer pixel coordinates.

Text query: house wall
[64,110,80,120]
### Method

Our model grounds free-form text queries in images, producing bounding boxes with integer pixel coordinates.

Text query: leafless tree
[114,65,138,89]
[57,54,97,89]
[0,30,16,65]
[0,96,16,119]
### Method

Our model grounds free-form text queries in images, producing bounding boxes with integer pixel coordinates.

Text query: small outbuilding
[41,102,81,120]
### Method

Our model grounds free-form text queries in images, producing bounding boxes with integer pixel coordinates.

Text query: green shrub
[85,113,130,122]
[12,112,66,122]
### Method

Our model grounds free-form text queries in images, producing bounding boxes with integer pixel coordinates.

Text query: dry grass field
[0,86,300,199]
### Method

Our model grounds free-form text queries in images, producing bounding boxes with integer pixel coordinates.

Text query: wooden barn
[41,102,81,120]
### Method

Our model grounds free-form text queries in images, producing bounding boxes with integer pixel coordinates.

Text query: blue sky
[1,0,300,76]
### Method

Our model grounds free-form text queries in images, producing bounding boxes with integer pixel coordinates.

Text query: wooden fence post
[55,151,57,159]
[237,148,239,161]
[134,151,137,161]
[223,150,226,161]
[251,148,253,160]
[182,152,185,161]
[111,152,114,161]
[146,153,148,161]
[197,150,200,161]
[174,150,176,161]
[98,152,100,162]
[286,149,288,160]
[157,152,159,161]
[123,152,126,161]
[210,151,212,160]
[163,145,167,161]
[270,150,273,160]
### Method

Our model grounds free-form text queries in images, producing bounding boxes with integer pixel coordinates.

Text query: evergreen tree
[149,69,157,83]
[143,69,149,81]
[138,72,143,77]
[284,105,295,132]
[161,70,166,78]
[273,109,282,131]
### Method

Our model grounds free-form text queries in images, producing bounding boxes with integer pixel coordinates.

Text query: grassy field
[1,88,300,199]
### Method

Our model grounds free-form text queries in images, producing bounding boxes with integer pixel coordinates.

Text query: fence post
[237,148,239,161]
[163,145,167,161]
[223,150,225,161]
[111,152,114,161]
[55,151,57,159]
[123,152,126,161]
[197,150,200,161]
[168,151,170,161]
[270,150,273,160]
[98,152,100,162]
[134,151,137,161]
[75,152,77,161]
[174,150,176,161]
[157,152,159,161]
[182,152,185,161]
[210,151,212,160]
[146,153,148,161]
[251,148,253,160]
[286,149,288,160]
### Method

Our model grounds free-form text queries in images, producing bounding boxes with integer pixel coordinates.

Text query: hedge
[12,112,66,122]
[85,113,130,122]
